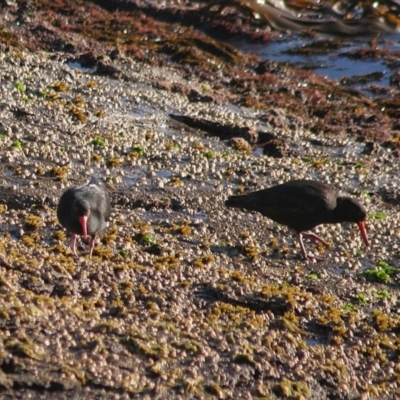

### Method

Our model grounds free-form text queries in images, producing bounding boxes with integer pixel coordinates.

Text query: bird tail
[225,195,247,208]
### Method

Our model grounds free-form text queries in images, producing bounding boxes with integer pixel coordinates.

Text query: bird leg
[88,235,96,258]
[69,234,78,255]
[296,233,324,261]
[301,232,329,247]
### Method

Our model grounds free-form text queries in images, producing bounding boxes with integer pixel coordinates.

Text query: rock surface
[0,1,399,399]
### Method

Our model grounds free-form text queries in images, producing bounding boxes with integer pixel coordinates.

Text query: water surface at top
[231,32,400,97]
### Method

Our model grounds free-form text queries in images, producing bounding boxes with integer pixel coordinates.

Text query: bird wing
[84,181,112,232]
[57,188,77,229]
[244,181,335,231]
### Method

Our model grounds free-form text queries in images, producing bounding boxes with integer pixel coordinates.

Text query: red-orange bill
[357,221,369,247]
[79,215,88,238]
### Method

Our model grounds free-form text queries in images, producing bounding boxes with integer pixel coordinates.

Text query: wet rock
[75,51,97,68]
[96,61,122,78]
[390,70,400,87]
[262,138,290,158]
[361,141,378,155]
[229,137,252,152]
[0,2,399,400]
[378,189,400,205]
[187,88,214,103]
[169,114,258,142]
[260,109,288,130]
[391,119,400,131]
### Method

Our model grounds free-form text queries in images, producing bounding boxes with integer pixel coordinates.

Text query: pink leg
[89,236,96,258]
[296,233,324,261]
[302,232,329,247]
[69,234,78,255]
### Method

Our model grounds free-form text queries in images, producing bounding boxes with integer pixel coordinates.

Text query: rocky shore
[0,1,400,399]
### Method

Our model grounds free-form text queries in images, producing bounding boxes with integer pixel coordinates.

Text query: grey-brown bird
[57,177,111,257]
[225,180,369,260]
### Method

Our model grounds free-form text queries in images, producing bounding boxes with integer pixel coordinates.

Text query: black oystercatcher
[225,180,369,260]
[57,177,111,257]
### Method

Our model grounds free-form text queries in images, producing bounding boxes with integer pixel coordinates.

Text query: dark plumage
[57,177,111,257]
[225,180,369,260]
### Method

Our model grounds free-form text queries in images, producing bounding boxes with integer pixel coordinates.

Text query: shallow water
[231,32,400,97]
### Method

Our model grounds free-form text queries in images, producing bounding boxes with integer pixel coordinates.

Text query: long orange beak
[357,221,369,247]
[79,215,88,238]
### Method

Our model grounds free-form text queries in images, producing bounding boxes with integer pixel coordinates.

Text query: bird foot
[88,237,96,258]
[302,253,324,262]
[297,232,325,261]
[69,234,78,256]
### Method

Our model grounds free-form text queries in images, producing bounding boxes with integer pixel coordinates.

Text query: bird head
[337,197,369,247]
[72,200,91,238]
